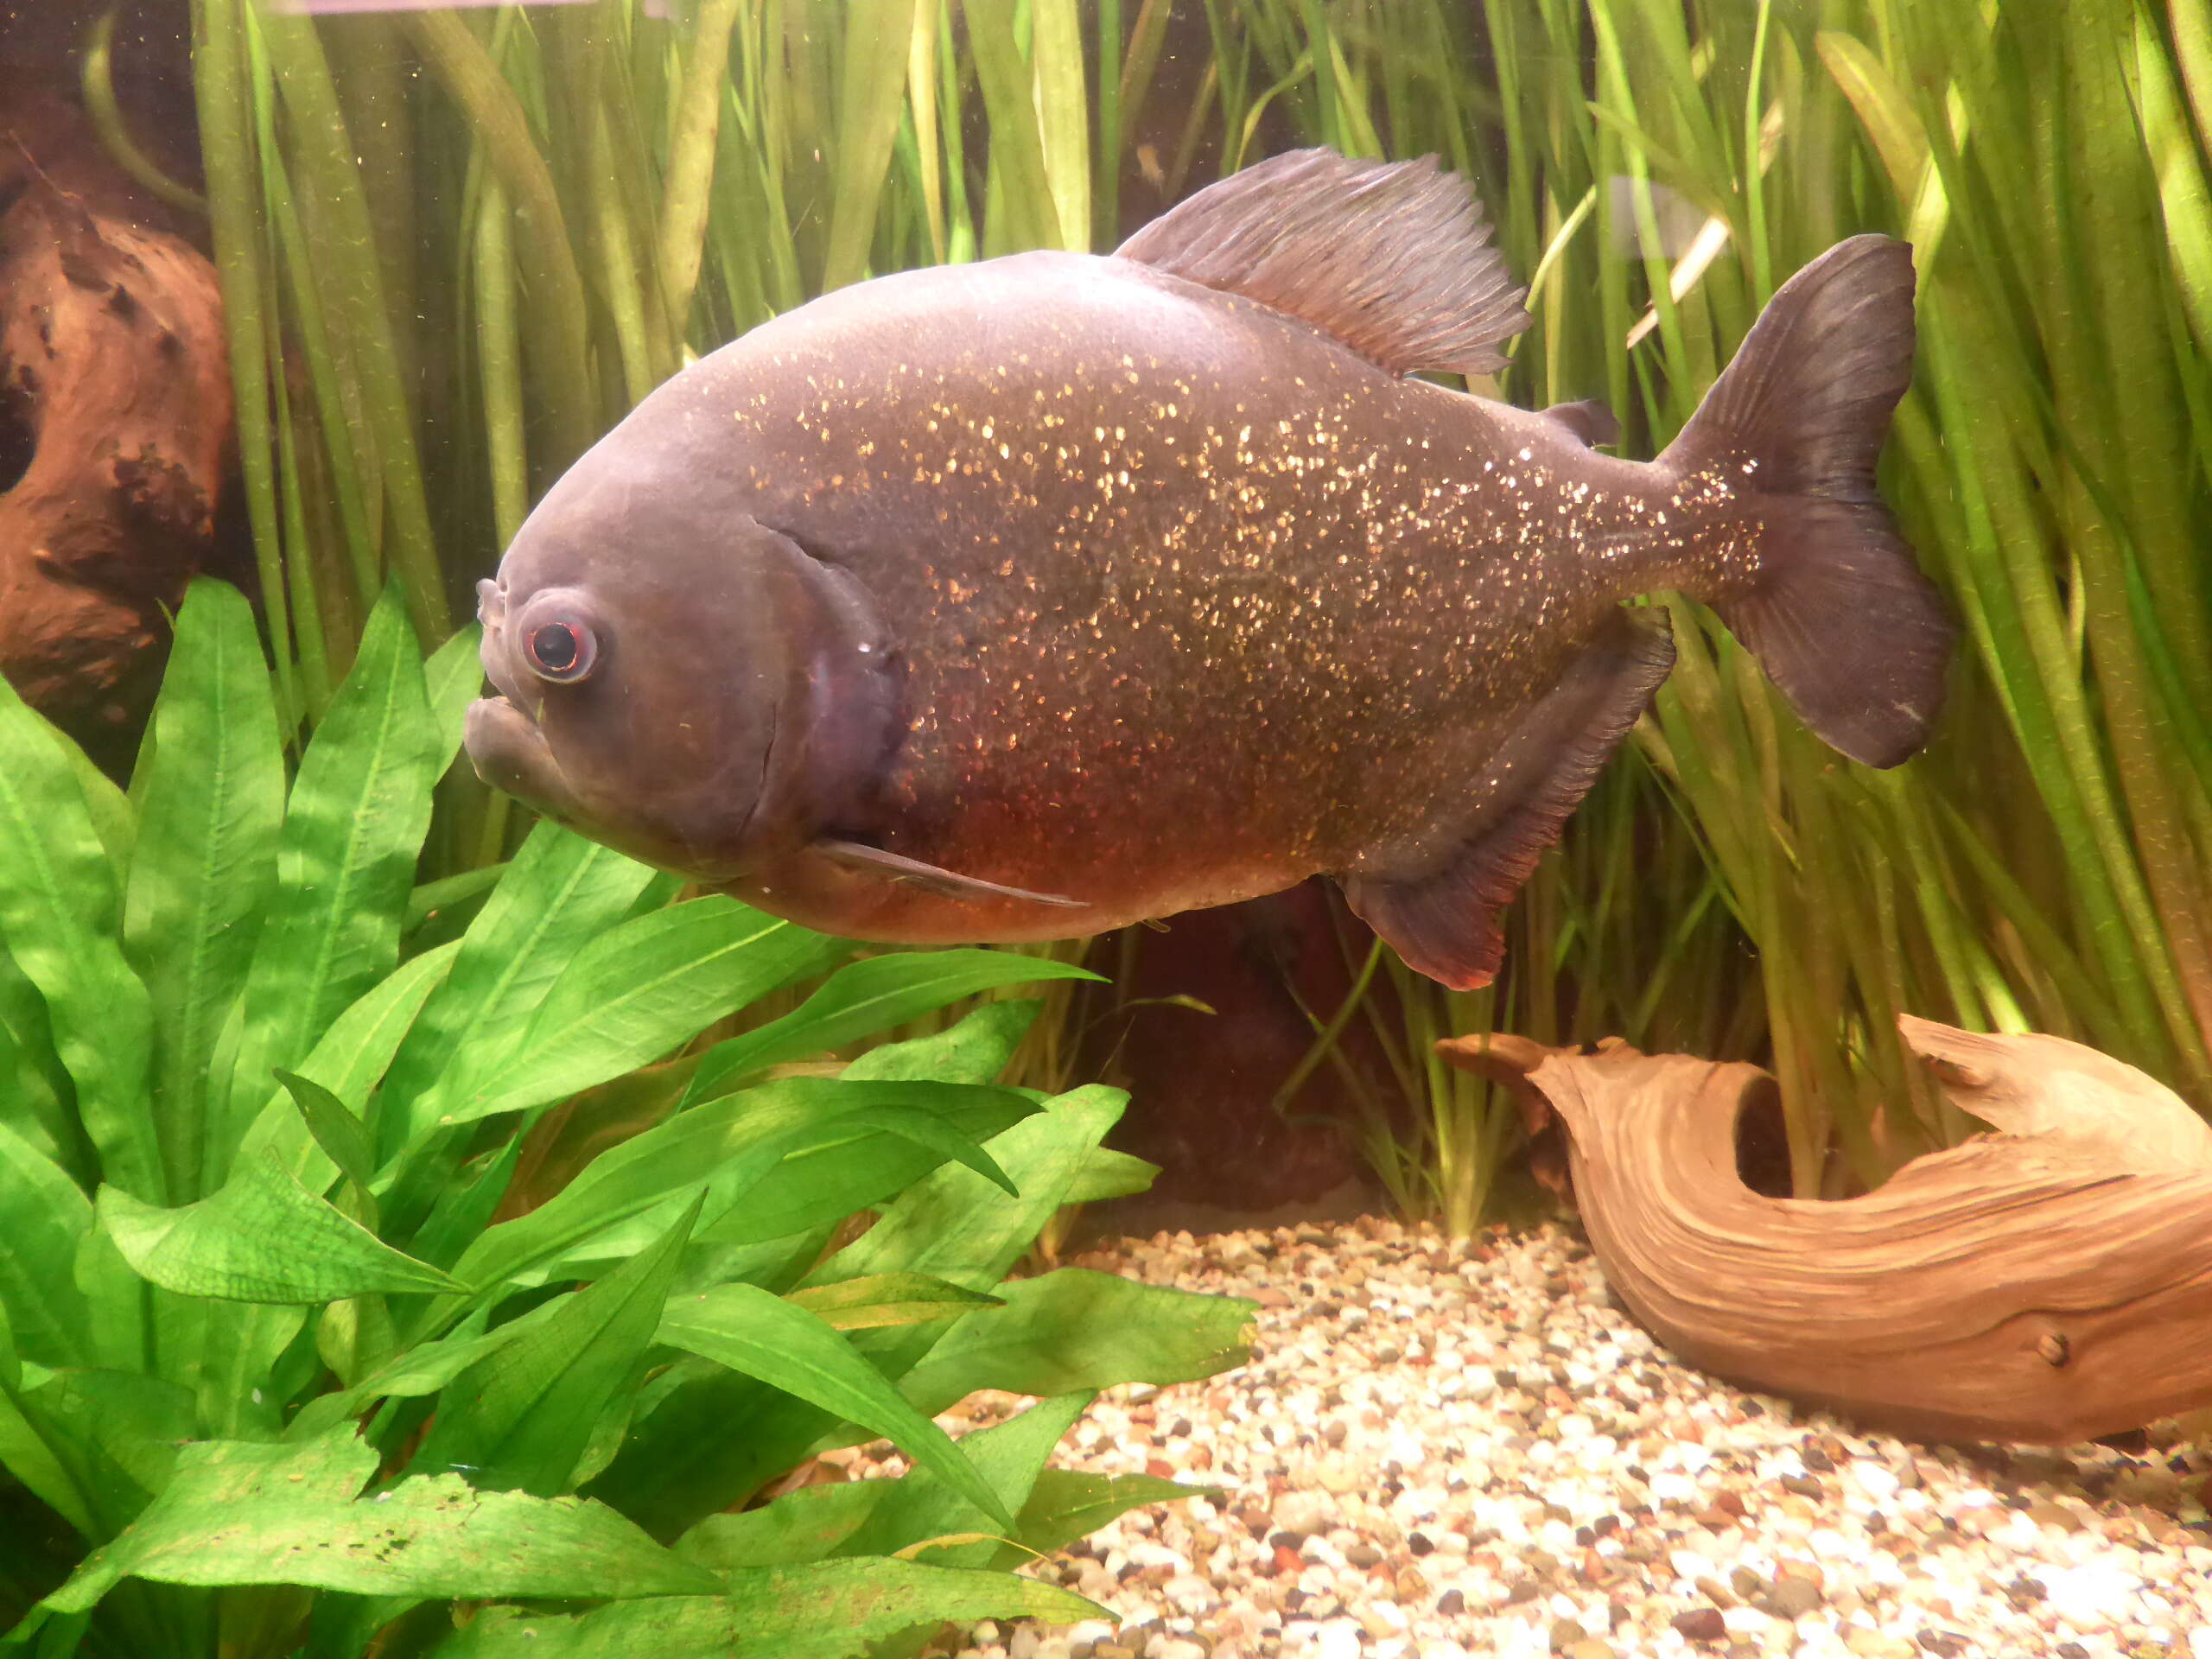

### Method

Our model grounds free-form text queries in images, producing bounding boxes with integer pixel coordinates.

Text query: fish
[465,147,1955,990]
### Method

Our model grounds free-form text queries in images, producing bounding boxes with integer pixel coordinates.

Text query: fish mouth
[463,692,577,823]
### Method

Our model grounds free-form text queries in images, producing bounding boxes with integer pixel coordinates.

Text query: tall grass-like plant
[0,580,1247,1656]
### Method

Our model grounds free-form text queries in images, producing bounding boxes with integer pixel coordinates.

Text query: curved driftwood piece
[0,88,230,737]
[1439,1024,2212,1445]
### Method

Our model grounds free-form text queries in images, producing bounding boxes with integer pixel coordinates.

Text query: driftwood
[0,86,230,738]
[1439,1021,2212,1446]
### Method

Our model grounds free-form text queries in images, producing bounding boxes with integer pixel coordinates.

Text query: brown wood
[0,86,230,738]
[1439,1022,2212,1445]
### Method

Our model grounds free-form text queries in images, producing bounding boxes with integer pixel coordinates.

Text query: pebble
[865,1218,2212,1659]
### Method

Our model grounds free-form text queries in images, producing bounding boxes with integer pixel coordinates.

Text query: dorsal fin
[1114,148,1532,378]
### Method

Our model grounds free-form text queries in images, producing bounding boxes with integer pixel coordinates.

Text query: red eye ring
[524,619,596,683]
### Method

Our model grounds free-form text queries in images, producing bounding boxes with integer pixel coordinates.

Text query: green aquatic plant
[0,580,1249,1656]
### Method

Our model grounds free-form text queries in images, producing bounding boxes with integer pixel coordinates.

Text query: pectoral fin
[1341,609,1675,990]
[815,840,1088,910]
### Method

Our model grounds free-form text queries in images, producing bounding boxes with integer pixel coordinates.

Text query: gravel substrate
[839,1215,2212,1659]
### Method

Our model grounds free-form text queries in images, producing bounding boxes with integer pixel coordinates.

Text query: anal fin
[1341,610,1675,990]
[815,839,1087,910]
[1541,399,1621,448]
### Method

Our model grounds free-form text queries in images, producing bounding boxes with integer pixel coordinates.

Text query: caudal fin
[1661,235,1955,768]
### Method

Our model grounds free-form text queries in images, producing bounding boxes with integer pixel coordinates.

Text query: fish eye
[524,618,597,683]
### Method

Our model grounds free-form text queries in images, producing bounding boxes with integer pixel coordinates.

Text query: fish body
[467,149,1953,987]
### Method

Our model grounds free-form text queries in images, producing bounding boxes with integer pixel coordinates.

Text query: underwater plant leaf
[15,1364,198,1544]
[840,995,1043,1085]
[447,1078,1031,1298]
[410,1196,701,1497]
[218,587,441,1191]
[97,1150,465,1303]
[378,823,656,1149]
[285,1300,559,1438]
[785,1274,1003,1333]
[550,1089,1035,1284]
[0,1121,95,1371]
[274,1070,376,1196]
[423,620,486,775]
[1063,1146,1160,1204]
[0,944,79,1179]
[38,1431,716,1616]
[673,1097,1033,1259]
[396,899,841,1142]
[0,673,157,1201]
[830,1389,1091,1569]
[897,1269,1255,1418]
[0,1304,96,1538]
[404,863,509,937]
[430,1560,1096,1657]
[815,1086,1128,1294]
[681,950,1096,1103]
[121,578,285,1207]
[673,1478,891,1570]
[1014,1468,1215,1557]
[596,1087,1126,1538]
[656,1282,1016,1531]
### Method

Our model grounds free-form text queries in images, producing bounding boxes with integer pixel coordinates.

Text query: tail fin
[1662,235,1955,768]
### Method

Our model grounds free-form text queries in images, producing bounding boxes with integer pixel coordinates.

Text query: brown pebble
[2025,1501,2086,1535]
[1670,1607,1727,1643]
[1695,1576,1733,1608]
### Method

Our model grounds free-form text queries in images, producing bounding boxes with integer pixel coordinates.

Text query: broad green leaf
[832,1392,1092,1578]
[1015,1467,1214,1557]
[217,588,441,1190]
[0,673,157,1200]
[446,1078,1033,1300]
[681,947,1096,1103]
[842,996,1041,1084]
[397,899,841,1143]
[98,1151,465,1303]
[404,863,507,934]
[815,1085,1128,1294]
[56,723,134,877]
[899,1269,1255,1417]
[787,1274,1001,1333]
[674,1478,889,1570]
[676,1098,1028,1255]
[656,1283,1015,1531]
[423,620,486,772]
[1065,1146,1160,1204]
[0,944,79,1178]
[0,1122,94,1370]
[41,1433,717,1614]
[232,940,462,1190]
[17,1365,196,1542]
[287,1301,556,1439]
[599,1087,1123,1536]
[121,578,285,1205]
[411,1196,700,1496]
[435,1560,1096,1658]
[0,1304,94,1537]
[275,1071,375,1195]
[378,823,655,1146]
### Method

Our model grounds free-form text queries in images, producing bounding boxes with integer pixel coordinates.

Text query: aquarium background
[149,0,2212,1220]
